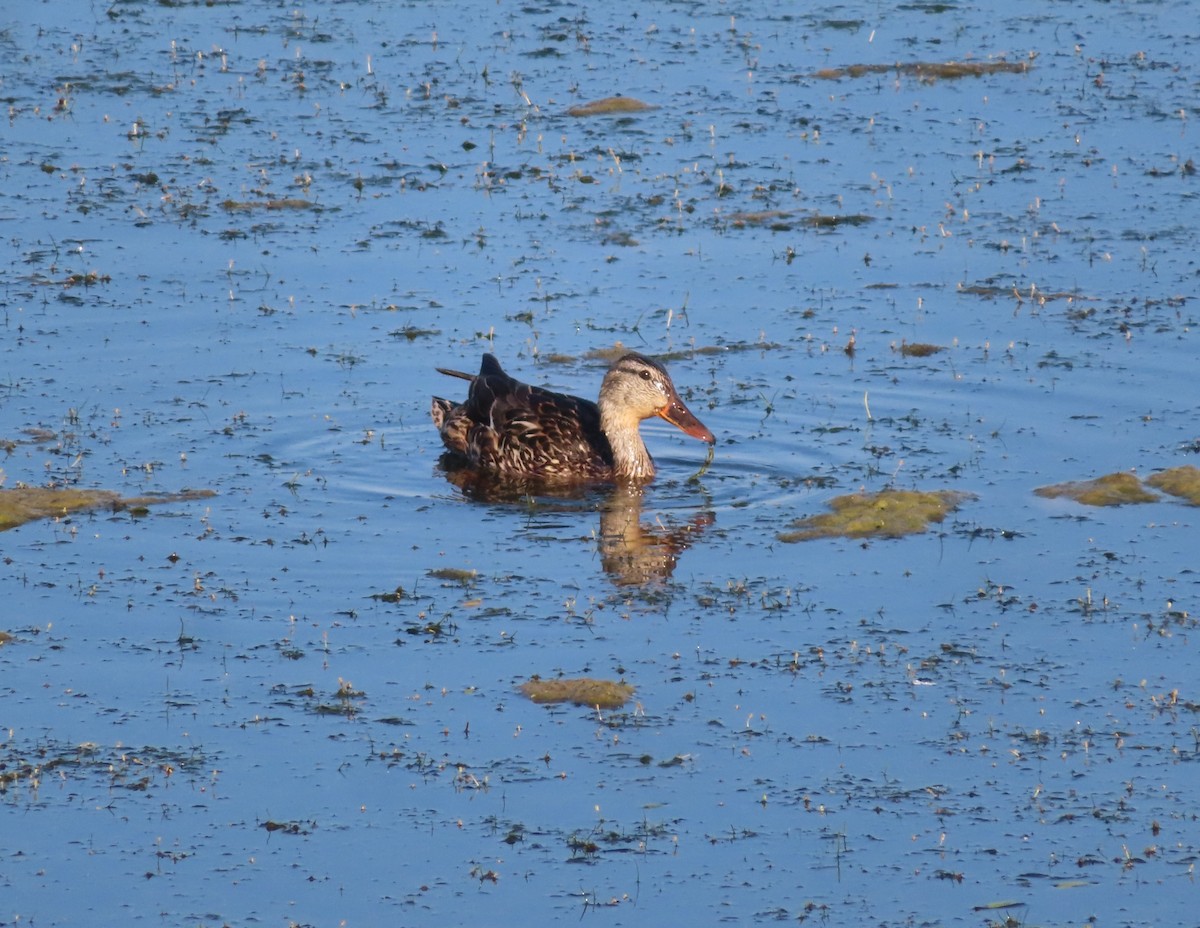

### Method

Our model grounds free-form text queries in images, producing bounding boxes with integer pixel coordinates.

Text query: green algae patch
[518,677,634,709]
[1034,472,1158,507]
[0,487,216,531]
[1144,465,1200,505]
[778,489,973,542]
[566,96,655,117]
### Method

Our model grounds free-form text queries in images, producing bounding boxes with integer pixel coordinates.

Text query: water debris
[1034,472,1159,507]
[220,198,317,211]
[1,741,202,794]
[805,213,874,228]
[1145,465,1200,505]
[370,586,405,603]
[577,342,768,366]
[518,677,635,709]
[778,489,973,542]
[61,270,112,288]
[566,96,655,117]
[727,210,874,231]
[388,325,440,341]
[427,567,478,584]
[957,282,1088,304]
[897,342,945,358]
[0,487,216,531]
[813,59,1032,81]
[261,819,312,836]
[972,901,1027,912]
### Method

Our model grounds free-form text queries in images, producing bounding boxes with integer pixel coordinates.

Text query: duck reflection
[436,457,713,587]
[596,483,713,587]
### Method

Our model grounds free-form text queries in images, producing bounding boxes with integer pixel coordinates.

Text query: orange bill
[659,398,715,444]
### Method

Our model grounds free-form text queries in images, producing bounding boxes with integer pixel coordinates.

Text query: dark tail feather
[439,353,504,381]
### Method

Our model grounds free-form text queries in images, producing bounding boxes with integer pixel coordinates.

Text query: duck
[431,352,715,482]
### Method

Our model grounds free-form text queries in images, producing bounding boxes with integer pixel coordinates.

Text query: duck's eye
[639,369,651,380]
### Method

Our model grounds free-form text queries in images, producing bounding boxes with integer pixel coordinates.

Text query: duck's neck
[600,410,655,480]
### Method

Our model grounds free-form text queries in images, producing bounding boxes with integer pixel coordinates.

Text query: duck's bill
[660,400,716,444]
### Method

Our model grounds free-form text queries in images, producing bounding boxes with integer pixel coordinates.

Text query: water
[1,0,1197,925]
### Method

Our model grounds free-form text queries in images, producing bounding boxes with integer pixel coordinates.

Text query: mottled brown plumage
[431,352,714,482]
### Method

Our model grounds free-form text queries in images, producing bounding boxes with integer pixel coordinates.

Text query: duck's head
[599,353,715,444]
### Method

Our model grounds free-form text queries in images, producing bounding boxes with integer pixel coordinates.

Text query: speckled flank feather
[431,352,714,483]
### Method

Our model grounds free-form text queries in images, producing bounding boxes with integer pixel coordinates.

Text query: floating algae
[1144,465,1200,505]
[897,342,945,358]
[777,489,973,542]
[426,567,478,584]
[813,59,1031,81]
[1033,472,1158,507]
[566,96,655,117]
[518,677,634,709]
[725,210,873,230]
[220,198,316,211]
[0,487,216,531]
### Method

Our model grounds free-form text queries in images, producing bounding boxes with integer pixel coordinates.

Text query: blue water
[1,0,1197,925]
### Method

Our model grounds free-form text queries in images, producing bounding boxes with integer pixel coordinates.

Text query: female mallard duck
[431,352,715,482]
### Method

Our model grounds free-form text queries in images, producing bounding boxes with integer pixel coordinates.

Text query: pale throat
[600,408,655,479]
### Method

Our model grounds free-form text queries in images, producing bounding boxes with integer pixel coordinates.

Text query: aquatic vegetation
[5,1,1199,925]
[427,567,478,584]
[896,342,945,357]
[0,487,215,531]
[727,210,875,231]
[956,281,1090,305]
[220,198,316,211]
[1144,465,1200,505]
[389,325,440,341]
[778,489,973,542]
[726,209,792,227]
[566,96,655,117]
[813,58,1032,81]
[0,740,205,797]
[1033,472,1159,507]
[518,677,635,709]
[261,819,313,836]
[804,213,874,228]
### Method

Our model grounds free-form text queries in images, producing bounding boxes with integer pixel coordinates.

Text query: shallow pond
[1,0,1198,925]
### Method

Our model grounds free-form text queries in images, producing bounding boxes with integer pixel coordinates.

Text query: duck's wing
[469,363,614,476]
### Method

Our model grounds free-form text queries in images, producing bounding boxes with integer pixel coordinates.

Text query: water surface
[1,1,1197,925]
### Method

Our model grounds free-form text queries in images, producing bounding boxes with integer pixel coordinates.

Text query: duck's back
[434,355,614,479]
